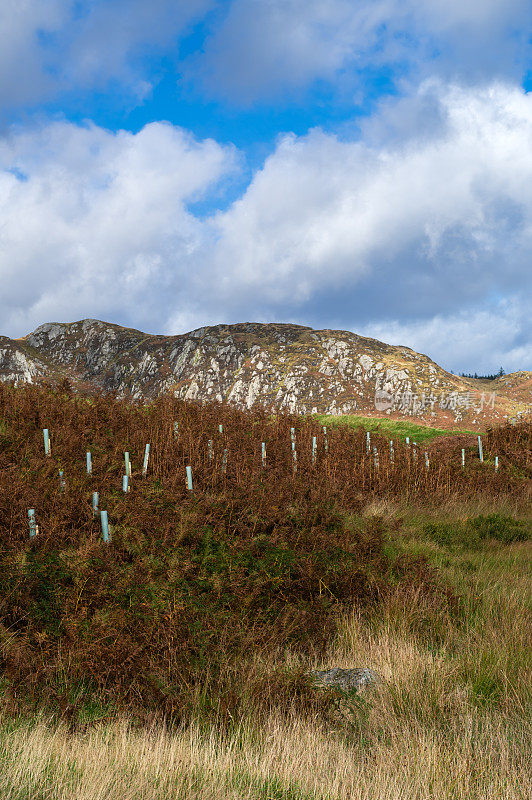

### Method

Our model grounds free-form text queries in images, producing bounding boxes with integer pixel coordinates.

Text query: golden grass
[2,543,530,800]
[1,485,529,800]
[1,693,529,799]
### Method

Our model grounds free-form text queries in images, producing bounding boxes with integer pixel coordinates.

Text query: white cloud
[359,299,531,374]
[0,120,236,334]
[193,0,532,102]
[2,1,529,113]
[0,81,531,371]
[209,82,532,315]
[0,0,212,108]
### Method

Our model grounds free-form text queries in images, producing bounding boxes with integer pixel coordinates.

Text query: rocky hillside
[0,319,530,426]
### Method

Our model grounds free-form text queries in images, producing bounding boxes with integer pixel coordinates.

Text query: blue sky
[0,0,531,373]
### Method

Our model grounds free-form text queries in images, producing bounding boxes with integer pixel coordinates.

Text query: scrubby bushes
[0,384,529,725]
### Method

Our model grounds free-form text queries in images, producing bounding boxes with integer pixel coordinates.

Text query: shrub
[0,384,527,726]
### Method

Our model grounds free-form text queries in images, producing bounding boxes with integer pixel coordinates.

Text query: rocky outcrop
[0,319,529,425]
[0,336,48,385]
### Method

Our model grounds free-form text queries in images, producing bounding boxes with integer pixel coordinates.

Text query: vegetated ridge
[0,382,529,726]
[0,319,530,428]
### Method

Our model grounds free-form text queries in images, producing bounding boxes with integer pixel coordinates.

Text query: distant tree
[460,369,501,381]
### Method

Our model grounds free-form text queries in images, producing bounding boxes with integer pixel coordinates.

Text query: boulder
[309,667,380,692]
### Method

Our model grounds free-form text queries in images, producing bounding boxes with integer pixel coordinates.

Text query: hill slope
[0,383,529,726]
[0,319,530,426]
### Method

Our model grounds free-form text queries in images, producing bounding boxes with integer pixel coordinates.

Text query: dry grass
[1,639,529,799]
[0,711,529,800]
[0,386,529,797]
[1,538,530,800]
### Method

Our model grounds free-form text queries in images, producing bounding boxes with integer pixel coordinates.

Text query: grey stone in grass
[309,667,380,693]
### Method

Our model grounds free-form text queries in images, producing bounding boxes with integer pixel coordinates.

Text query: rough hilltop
[0,319,530,426]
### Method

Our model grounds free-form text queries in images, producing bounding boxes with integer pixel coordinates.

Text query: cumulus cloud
[209,83,532,317]
[359,299,531,375]
[2,1,530,112]
[192,0,532,102]
[0,0,211,109]
[0,120,236,335]
[175,80,532,370]
[0,81,531,372]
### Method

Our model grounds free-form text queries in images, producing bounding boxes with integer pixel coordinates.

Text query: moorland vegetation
[0,383,530,799]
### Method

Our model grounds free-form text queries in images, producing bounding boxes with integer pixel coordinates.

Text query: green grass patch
[375,505,531,717]
[312,414,475,443]
[423,514,531,551]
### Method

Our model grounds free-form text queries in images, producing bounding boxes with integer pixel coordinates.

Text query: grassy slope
[0,505,530,799]
[312,413,476,443]
[0,387,530,798]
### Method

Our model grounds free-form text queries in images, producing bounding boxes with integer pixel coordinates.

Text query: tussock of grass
[0,711,529,799]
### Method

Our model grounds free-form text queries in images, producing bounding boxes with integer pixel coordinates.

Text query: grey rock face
[0,318,521,424]
[0,337,48,385]
[309,667,380,692]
